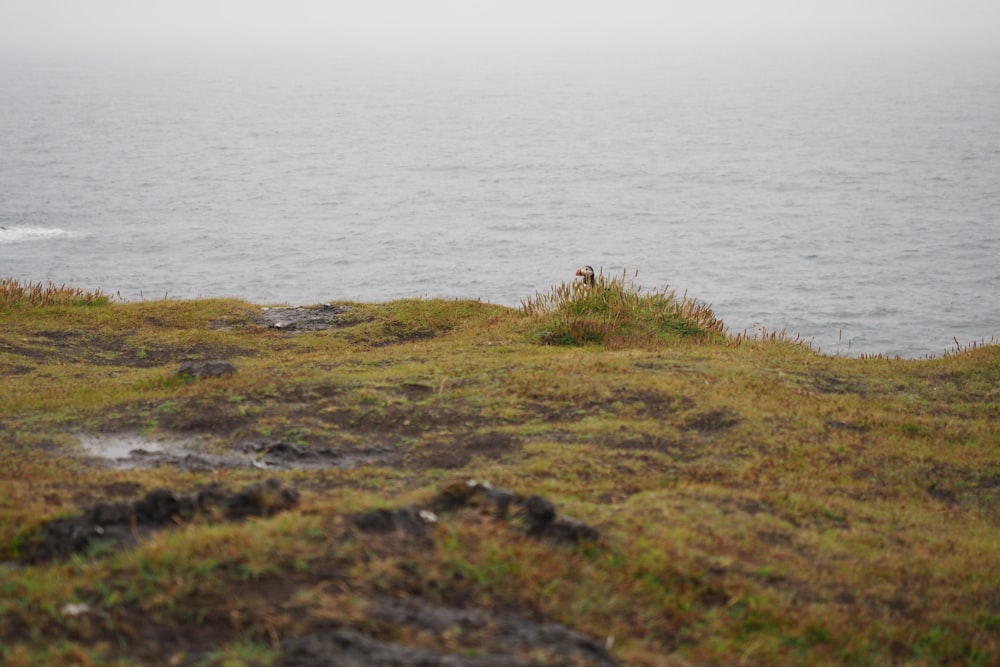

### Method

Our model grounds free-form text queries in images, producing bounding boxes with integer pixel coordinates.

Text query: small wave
[0,226,72,243]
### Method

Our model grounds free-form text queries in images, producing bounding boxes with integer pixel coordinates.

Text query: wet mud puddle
[75,433,397,472]
[77,433,180,468]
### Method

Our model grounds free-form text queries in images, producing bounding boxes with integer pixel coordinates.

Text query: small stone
[61,603,92,617]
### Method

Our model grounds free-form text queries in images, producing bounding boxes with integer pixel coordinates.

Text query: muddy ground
[75,432,400,473]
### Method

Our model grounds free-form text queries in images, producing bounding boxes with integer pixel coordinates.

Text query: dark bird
[575,265,596,287]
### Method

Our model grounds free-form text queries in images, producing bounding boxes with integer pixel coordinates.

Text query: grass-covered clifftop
[1,277,998,666]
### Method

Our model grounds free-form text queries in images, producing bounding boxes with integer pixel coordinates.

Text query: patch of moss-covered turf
[1,274,998,666]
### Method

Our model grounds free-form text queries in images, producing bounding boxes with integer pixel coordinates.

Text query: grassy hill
[1,276,997,666]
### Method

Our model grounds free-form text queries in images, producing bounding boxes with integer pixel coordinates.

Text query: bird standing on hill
[575,265,596,287]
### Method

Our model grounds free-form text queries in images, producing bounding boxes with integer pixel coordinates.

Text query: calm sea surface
[2,49,998,357]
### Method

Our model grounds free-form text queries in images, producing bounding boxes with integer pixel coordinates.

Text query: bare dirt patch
[799,371,869,396]
[683,407,740,432]
[524,388,688,423]
[259,304,353,332]
[103,584,616,667]
[15,329,255,368]
[610,434,706,461]
[398,381,435,399]
[411,432,521,470]
[279,596,616,667]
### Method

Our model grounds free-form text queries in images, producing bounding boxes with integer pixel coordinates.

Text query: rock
[261,304,351,332]
[174,360,237,380]
[61,603,94,618]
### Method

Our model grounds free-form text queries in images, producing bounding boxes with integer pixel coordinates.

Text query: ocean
[2,47,998,358]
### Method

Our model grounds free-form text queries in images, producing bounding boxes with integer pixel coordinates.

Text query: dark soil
[278,595,617,666]
[6,328,255,368]
[683,407,741,432]
[22,479,299,563]
[412,432,521,470]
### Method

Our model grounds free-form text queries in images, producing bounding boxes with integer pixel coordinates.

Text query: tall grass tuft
[944,336,998,357]
[521,268,725,347]
[0,278,110,308]
[727,325,814,350]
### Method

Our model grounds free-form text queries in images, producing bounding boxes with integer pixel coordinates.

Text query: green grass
[522,268,725,347]
[1,276,998,665]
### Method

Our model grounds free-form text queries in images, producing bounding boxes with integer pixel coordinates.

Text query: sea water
[2,48,998,357]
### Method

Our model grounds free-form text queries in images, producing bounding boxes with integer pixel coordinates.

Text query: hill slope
[1,279,998,665]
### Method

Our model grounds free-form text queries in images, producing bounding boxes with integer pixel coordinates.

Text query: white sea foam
[0,226,72,243]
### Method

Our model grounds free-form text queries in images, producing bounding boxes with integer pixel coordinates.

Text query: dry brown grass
[0,278,110,308]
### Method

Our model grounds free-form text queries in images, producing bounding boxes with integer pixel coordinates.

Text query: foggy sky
[3,0,998,59]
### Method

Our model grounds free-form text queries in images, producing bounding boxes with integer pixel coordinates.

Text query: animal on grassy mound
[575,265,596,287]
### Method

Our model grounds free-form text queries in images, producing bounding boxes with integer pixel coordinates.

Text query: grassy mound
[522,269,726,348]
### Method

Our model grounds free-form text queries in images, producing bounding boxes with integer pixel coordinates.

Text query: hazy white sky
[2,0,998,58]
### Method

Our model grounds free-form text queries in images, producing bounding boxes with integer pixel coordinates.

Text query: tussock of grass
[1,278,110,308]
[521,268,725,348]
